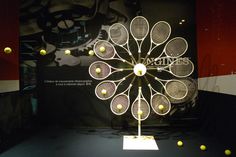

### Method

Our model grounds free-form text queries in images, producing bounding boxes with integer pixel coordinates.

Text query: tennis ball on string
[177,141,183,147]
[117,104,123,110]
[88,50,95,56]
[224,149,232,156]
[40,49,47,56]
[158,104,164,111]
[200,145,207,151]
[101,89,107,95]
[99,46,106,53]
[65,49,71,55]
[137,110,143,115]
[4,47,12,54]
[95,68,101,74]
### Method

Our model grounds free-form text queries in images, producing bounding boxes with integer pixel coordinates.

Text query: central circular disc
[133,63,147,76]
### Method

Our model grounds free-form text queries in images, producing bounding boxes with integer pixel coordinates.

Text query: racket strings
[94,41,115,59]
[89,61,111,79]
[109,23,128,46]
[96,82,116,100]
[167,78,197,104]
[111,94,129,115]
[165,81,187,99]
[131,99,150,121]
[151,94,171,115]
[165,38,187,57]
[130,17,149,40]
[151,22,171,44]
[170,59,194,77]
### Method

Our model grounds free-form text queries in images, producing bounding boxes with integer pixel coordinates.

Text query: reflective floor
[0,127,233,157]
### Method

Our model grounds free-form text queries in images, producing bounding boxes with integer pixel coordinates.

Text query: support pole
[138,87,142,137]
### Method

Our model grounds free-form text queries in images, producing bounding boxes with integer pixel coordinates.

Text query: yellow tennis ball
[88,50,95,56]
[99,46,106,53]
[137,110,143,115]
[138,69,143,75]
[101,89,107,95]
[65,49,71,55]
[95,68,101,74]
[40,49,47,56]
[200,145,207,151]
[4,47,12,54]
[158,104,164,110]
[224,149,232,156]
[117,104,123,110]
[177,141,183,147]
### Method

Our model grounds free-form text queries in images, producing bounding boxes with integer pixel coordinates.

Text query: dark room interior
[0,0,236,157]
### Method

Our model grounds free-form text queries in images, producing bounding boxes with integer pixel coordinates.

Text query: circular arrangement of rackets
[89,16,195,121]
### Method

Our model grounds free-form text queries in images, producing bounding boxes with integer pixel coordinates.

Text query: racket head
[151,93,171,115]
[89,61,111,80]
[130,16,149,40]
[95,81,116,100]
[169,58,194,77]
[109,23,129,46]
[150,21,171,45]
[94,40,116,60]
[110,94,130,115]
[167,78,197,104]
[164,37,188,58]
[131,98,150,121]
[165,80,188,100]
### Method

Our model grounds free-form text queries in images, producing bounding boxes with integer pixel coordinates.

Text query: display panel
[19,0,197,126]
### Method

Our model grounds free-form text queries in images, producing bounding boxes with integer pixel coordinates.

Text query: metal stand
[122,87,159,150]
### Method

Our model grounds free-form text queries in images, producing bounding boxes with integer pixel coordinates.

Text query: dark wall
[33,0,197,127]
[198,90,236,149]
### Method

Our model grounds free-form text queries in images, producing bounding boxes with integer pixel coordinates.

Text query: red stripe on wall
[197,0,236,78]
[0,0,19,80]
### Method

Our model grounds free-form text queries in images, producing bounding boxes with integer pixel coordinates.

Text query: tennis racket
[89,61,123,80]
[93,40,133,66]
[95,73,133,100]
[142,21,171,64]
[109,23,136,63]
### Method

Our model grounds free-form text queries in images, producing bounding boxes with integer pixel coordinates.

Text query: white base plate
[123,135,159,150]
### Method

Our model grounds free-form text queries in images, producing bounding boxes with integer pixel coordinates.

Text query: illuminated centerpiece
[88,16,194,150]
[133,63,147,76]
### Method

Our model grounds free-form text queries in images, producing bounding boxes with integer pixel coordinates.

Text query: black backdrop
[19,0,198,128]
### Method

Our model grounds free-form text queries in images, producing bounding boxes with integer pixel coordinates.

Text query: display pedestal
[123,135,159,150]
